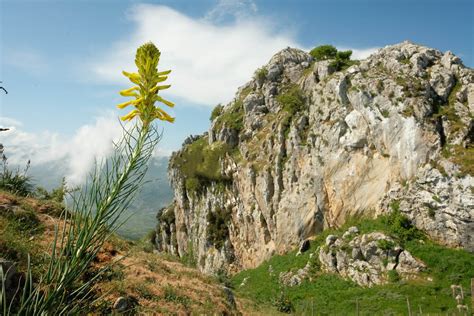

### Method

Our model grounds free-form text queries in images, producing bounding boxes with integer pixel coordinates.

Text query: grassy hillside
[232,213,474,315]
[0,190,234,314]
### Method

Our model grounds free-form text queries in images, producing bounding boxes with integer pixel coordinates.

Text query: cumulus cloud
[0,113,129,186]
[91,4,299,106]
[90,3,380,107]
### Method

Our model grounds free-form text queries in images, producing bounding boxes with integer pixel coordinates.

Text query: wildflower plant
[1,42,174,314]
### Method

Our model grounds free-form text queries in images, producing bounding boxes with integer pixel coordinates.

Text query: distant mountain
[26,156,174,240]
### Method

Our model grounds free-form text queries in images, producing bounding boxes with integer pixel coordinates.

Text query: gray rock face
[157,42,474,274]
[318,231,426,287]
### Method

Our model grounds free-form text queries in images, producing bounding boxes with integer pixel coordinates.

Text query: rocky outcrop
[156,41,474,274]
[318,229,425,287]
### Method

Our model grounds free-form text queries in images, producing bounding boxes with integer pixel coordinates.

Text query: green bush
[277,84,305,116]
[207,207,231,249]
[309,45,355,71]
[309,45,337,61]
[330,50,354,71]
[384,207,424,244]
[210,104,224,121]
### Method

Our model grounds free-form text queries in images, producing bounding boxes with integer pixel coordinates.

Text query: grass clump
[210,104,224,121]
[255,67,268,82]
[451,145,474,177]
[163,285,190,307]
[0,156,33,197]
[213,86,251,133]
[277,84,306,138]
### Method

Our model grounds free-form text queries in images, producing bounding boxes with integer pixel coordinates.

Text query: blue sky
[0,0,473,183]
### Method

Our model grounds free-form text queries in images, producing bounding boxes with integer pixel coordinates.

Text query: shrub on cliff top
[310,45,338,61]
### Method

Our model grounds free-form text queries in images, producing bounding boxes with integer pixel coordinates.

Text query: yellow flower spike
[119,86,140,97]
[155,107,175,122]
[149,85,171,94]
[122,71,141,85]
[154,95,175,107]
[117,100,133,109]
[156,76,168,83]
[120,109,140,121]
[157,70,171,76]
[117,42,175,124]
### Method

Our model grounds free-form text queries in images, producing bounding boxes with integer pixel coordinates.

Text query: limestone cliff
[155,41,474,274]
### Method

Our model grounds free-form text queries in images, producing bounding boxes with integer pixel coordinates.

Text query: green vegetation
[207,207,232,249]
[172,137,234,193]
[210,104,224,121]
[255,67,268,82]
[164,285,190,307]
[277,84,306,138]
[35,178,68,203]
[232,212,474,315]
[213,86,252,132]
[309,45,338,61]
[451,145,474,177]
[432,79,473,177]
[0,154,33,197]
[330,50,354,71]
[309,45,356,71]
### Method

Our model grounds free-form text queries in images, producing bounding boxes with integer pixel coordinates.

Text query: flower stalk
[1,42,174,315]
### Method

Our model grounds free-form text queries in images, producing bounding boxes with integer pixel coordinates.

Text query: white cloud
[0,113,127,186]
[337,46,380,60]
[4,50,49,75]
[90,4,380,108]
[205,0,258,23]
[90,4,299,106]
